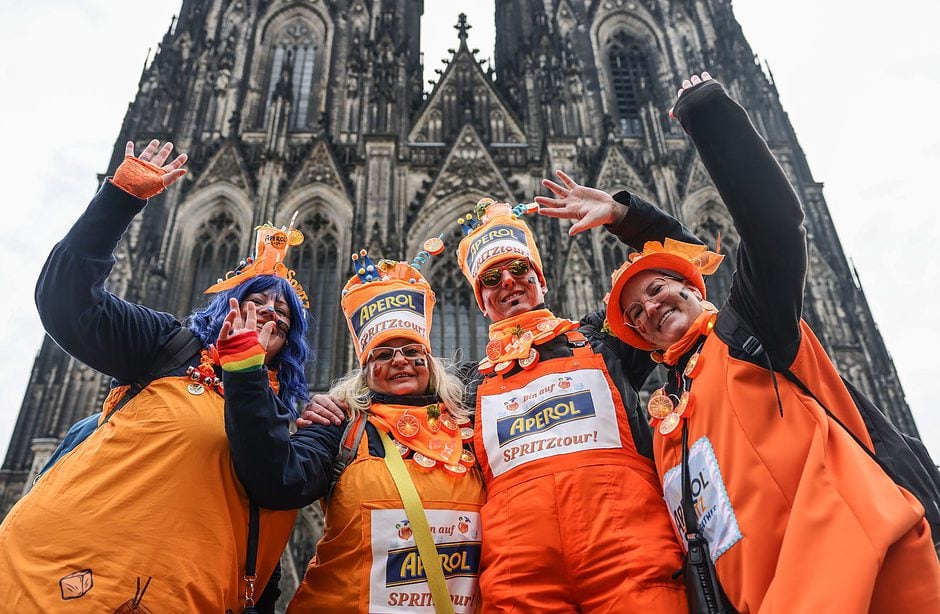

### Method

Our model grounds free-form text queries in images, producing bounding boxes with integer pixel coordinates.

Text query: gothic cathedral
[0,0,918,583]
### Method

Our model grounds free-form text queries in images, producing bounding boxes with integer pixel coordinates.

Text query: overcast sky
[1,1,938,462]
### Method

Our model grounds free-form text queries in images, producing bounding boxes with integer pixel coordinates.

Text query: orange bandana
[478,309,578,373]
[662,309,718,366]
[369,403,463,467]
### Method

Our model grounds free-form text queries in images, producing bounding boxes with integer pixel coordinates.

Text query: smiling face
[365,337,431,396]
[617,270,704,350]
[479,258,547,322]
[240,289,292,363]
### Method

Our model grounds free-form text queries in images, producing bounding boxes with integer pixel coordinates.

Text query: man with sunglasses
[455,181,701,612]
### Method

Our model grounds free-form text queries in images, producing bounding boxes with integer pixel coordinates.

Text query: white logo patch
[479,368,622,477]
[368,508,481,613]
[662,436,741,561]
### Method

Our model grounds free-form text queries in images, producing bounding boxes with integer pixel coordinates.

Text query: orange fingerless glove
[112,156,167,199]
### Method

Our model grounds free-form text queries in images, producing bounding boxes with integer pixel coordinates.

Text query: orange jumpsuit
[288,417,486,613]
[473,330,687,612]
[655,78,940,612]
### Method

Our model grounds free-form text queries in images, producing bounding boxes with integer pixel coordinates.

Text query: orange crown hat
[341,237,445,365]
[455,198,544,312]
[204,213,309,308]
[606,238,724,350]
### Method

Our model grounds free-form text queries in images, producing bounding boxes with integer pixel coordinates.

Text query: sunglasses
[367,343,427,364]
[479,259,531,288]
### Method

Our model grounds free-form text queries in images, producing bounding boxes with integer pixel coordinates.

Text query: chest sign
[662,436,741,561]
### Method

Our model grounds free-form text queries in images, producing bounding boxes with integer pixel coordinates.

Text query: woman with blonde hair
[220,250,485,613]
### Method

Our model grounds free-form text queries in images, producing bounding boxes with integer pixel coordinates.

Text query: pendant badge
[647,390,674,419]
[187,383,205,396]
[395,413,420,439]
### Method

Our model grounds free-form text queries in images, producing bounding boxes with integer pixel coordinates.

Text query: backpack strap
[103,327,203,424]
[326,414,369,505]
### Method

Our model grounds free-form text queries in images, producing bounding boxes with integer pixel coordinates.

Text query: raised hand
[126,139,188,188]
[669,71,713,118]
[112,139,188,199]
[677,71,712,99]
[535,169,626,236]
[218,298,275,351]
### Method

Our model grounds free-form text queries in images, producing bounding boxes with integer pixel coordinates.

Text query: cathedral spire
[455,13,471,49]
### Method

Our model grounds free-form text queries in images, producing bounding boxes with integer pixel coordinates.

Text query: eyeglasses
[622,277,678,330]
[367,343,427,364]
[479,259,531,288]
[243,297,291,338]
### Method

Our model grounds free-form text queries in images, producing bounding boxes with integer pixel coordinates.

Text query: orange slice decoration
[394,440,411,458]
[395,414,420,439]
[486,339,503,361]
[459,448,477,467]
[423,236,445,255]
[659,412,681,436]
[537,320,556,332]
[426,416,441,433]
[454,414,471,426]
[675,392,692,417]
[647,392,675,420]
[440,413,459,434]
[443,463,468,477]
[684,353,702,378]
[494,360,513,374]
[412,453,436,471]
[460,427,474,441]
[519,348,539,370]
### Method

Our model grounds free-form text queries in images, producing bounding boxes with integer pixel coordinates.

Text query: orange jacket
[0,377,296,611]
[655,323,940,612]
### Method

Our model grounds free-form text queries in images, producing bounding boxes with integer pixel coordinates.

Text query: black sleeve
[579,309,657,391]
[35,180,181,381]
[605,191,702,248]
[223,368,342,510]
[674,80,807,358]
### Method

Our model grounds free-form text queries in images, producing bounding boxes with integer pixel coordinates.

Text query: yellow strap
[378,429,455,614]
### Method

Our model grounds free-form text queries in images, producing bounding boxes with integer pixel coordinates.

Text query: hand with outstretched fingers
[112,139,188,199]
[296,394,349,427]
[218,298,276,351]
[535,169,627,236]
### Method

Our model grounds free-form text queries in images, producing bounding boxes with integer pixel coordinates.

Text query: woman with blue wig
[0,140,308,612]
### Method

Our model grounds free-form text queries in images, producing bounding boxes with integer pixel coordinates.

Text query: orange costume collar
[661,309,718,366]
[478,308,579,373]
[369,402,467,472]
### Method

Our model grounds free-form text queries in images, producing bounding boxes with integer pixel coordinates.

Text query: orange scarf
[369,403,462,466]
[485,308,579,363]
[662,309,718,366]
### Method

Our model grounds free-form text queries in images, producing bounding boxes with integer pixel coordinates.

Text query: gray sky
[1,1,938,461]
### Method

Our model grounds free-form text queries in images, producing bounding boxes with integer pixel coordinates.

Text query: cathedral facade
[0,0,918,589]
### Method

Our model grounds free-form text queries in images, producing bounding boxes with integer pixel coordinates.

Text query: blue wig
[185,275,310,413]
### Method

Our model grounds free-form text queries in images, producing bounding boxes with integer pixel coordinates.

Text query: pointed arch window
[264,21,317,130]
[426,230,488,363]
[607,33,653,136]
[186,209,243,312]
[294,213,343,390]
[601,234,632,276]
